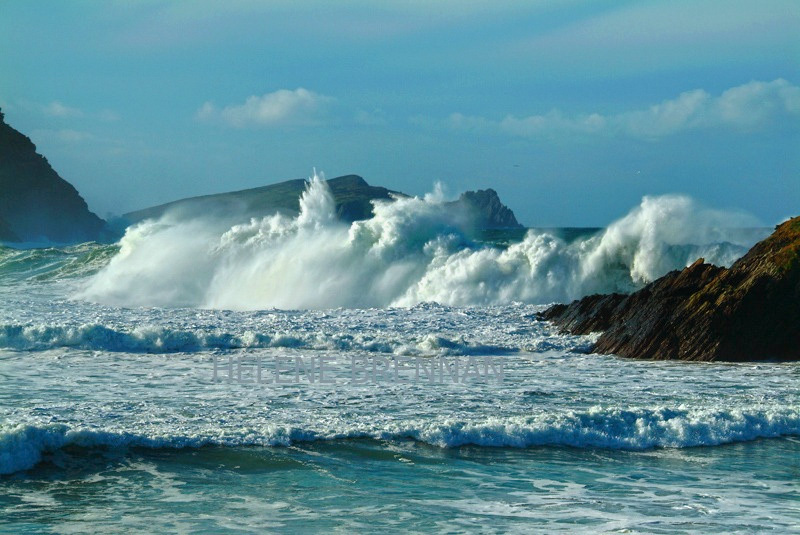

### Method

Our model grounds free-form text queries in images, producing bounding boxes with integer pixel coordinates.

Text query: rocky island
[123,174,401,225]
[123,176,522,230]
[540,216,800,361]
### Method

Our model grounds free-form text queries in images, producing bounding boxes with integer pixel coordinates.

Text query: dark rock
[0,214,20,242]
[449,188,523,229]
[539,217,800,361]
[539,292,629,334]
[327,175,404,222]
[0,109,106,243]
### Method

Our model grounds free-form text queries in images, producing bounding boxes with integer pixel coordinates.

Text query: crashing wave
[3,405,798,474]
[0,242,118,283]
[76,171,761,310]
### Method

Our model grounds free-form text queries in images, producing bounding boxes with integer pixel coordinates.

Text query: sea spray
[396,195,762,305]
[77,172,761,310]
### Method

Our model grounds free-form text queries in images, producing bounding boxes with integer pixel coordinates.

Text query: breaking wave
[3,406,798,475]
[0,322,524,356]
[77,172,761,310]
[0,242,118,283]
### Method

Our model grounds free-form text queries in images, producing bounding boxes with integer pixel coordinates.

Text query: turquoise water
[3,438,798,533]
[2,340,798,533]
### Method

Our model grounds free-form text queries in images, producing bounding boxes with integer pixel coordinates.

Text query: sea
[1,176,798,533]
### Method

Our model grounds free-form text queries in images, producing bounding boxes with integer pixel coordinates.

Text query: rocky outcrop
[0,109,106,243]
[539,216,800,361]
[449,189,522,229]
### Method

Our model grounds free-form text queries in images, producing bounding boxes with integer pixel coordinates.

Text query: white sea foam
[76,172,760,310]
[3,406,798,475]
[0,322,519,355]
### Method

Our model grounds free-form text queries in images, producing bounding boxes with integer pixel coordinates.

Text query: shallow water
[2,339,798,533]
[3,438,798,534]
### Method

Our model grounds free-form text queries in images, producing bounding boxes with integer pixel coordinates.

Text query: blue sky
[1,0,798,226]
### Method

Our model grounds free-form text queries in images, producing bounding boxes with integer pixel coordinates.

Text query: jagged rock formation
[539,216,800,361]
[450,188,522,229]
[0,109,106,243]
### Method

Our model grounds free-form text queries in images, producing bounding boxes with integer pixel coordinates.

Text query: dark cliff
[0,109,106,243]
[0,214,20,242]
[539,216,800,361]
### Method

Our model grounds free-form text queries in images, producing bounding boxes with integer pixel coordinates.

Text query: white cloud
[715,79,800,128]
[445,79,800,140]
[43,101,84,118]
[620,89,711,137]
[197,88,333,127]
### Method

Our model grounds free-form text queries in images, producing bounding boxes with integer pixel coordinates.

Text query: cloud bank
[447,79,800,140]
[197,88,333,127]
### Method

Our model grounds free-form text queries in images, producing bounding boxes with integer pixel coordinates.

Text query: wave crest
[3,405,797,474]
[0,322,522,355]
[77,173,761,310]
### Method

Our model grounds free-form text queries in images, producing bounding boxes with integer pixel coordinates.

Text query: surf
[3,405,798,475]
[75,171,762,310]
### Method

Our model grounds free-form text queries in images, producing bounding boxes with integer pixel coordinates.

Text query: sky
[1,0,798,226]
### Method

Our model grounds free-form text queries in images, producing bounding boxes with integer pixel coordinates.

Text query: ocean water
[1,178,798,533]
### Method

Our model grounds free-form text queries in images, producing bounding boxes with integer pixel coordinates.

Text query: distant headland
[0,108,106,243]
[122,175,522,231]
[0,110,521,244]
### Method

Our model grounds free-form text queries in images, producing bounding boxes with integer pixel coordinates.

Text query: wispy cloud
[43,101,84,118]
[10,100,120,122]
[98,109,121,122]
[444,79,800,140]
[197,88,333,128]
[505,1,800,77]
[31,129,94,143]
[115,1,568,48]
